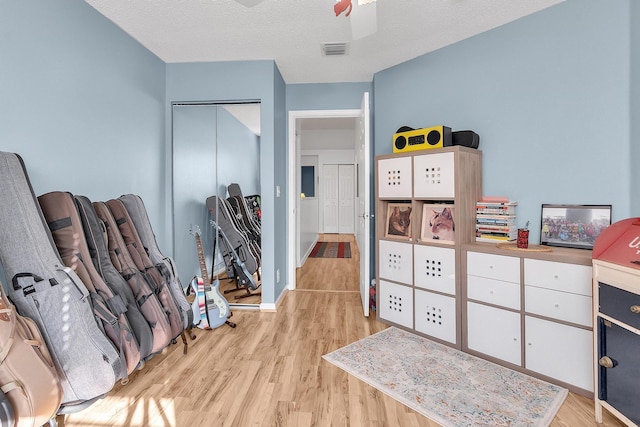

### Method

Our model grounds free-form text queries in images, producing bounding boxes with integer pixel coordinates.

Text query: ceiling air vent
[321,42,349,56]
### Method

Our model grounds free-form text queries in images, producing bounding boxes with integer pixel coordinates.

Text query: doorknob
[599,356,617,369]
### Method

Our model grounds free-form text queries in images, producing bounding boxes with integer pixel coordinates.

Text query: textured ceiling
[85,0,563,84]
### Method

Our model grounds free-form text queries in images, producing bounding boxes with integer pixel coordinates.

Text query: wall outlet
[276,268,280,283]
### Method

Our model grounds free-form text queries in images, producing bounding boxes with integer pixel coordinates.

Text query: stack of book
[475,200,517,243]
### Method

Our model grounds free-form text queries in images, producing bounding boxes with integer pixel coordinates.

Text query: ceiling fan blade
[350,1,377,40]
[234,0,266,7]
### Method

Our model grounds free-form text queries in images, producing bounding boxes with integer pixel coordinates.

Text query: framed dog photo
[385,202,413,240]
[421,204,455,244]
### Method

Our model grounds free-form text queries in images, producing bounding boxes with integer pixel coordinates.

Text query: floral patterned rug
[322,327,568,427]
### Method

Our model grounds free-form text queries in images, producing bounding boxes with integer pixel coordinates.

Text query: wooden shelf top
[464,241,593,266]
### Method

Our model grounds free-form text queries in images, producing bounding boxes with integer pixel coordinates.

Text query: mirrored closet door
[172,102,262,307]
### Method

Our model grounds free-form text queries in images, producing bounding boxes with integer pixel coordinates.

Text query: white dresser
[464,243,594,396]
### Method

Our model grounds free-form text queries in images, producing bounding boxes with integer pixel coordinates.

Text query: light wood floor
[217,271,262,305]
[63,234,624,427]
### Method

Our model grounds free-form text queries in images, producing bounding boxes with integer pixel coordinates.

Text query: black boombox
[392,125,479,153]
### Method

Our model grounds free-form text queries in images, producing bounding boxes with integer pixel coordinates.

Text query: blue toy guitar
[189,226,235,329]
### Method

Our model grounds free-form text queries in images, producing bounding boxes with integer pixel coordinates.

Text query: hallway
[296,233,360,293]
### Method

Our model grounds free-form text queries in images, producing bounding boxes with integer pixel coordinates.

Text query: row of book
[476,200,517,243]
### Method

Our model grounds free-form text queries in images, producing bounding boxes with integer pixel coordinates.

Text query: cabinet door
[378,280,413,328]
[413,152,455,198]
[323,164,339,233]
[415,289,456,344]
[525,316,593,392]
[467,302,521,366]
[414,245,456,295]
[377,157,412,198]
[378,240,413,285]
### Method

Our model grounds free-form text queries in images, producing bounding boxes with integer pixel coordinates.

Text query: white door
[356,92,371,317]
[338,164,355,234]
[323,164,339,233]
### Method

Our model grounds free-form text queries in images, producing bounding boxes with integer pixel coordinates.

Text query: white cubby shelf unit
[375,146,483,349]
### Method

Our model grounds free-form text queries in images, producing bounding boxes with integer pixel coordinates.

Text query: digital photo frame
[540,204,612,250]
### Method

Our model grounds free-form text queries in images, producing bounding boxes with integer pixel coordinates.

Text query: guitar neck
[194,234,211,285]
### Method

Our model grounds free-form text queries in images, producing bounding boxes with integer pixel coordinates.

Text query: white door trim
[287,108,361,291]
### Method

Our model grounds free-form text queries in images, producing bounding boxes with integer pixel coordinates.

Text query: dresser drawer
[525,285,592,326]
[467,275,520,310]
[524,259,592,296]
[599,282,640,330]
[467,251,520,283]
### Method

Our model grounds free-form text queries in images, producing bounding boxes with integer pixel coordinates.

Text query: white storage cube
[415,289,457,344]
[377,157,412,198]
[378,280,413,328]
[413,152,455,198]
[378,240,413,285]
[414,245,456,295]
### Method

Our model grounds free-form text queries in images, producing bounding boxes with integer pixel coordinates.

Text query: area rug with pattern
[309,241,351,258]
[322,327,568,427]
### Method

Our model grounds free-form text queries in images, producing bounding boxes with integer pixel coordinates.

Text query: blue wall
[273,63,288,300]
[166,61,286,306]
[0,0,168,243]
[287,83,372,111]
[632,2,640,216]
[373,0,634,244]
[2,0,637,305]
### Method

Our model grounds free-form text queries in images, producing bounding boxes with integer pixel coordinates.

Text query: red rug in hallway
[309,241,351,258]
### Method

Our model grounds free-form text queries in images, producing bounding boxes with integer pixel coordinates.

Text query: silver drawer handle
[631,305,640,314]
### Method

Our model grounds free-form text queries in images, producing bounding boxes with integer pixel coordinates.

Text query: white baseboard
[299,235,319,268]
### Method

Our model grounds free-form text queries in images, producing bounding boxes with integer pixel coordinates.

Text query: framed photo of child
[421,204,455,244]
[385,202,413,240]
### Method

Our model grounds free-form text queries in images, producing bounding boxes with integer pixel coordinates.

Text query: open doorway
[287,93,371,316]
